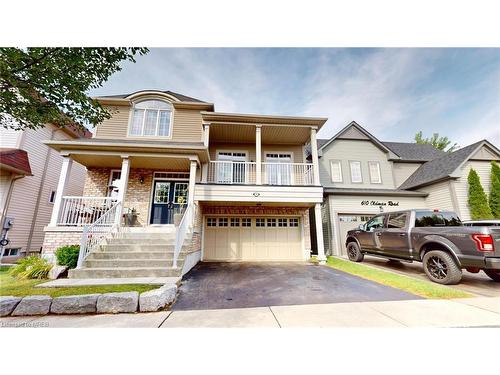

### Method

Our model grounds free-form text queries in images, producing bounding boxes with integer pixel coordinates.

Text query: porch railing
[58,196,116,226]
[207,161,256,184]
[173,202,195,269]
[262,162,315,186]
[206,161,315,186]
[77,201,121,268]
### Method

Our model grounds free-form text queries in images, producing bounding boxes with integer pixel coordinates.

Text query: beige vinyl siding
[453,160,493,221]
[0,127,21,148]
[419,181,456,213]
[392,162,423,187]
[94,105,130,138]
[95,104,204,143]
[0,173,13,214]
[208,144,304,163]
[319,139,395,188]
[5,125,86,253]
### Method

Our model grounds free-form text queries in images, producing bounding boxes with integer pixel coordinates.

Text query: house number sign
[360,200,399,207]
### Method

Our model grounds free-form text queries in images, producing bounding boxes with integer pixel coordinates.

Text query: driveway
[361,257,500,297]
[173,262,420,311]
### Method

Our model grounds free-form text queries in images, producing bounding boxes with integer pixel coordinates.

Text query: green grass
[0,267,158,298]
[324,256,473,299]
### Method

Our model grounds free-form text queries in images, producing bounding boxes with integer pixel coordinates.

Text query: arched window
[129,99,172,137]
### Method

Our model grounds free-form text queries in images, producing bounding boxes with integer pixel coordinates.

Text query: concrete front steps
[69,227,187,279]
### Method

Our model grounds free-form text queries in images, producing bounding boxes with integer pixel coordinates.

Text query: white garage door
[337,214,373,256]
[203,216,303,261]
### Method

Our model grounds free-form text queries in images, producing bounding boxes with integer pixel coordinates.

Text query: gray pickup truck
[345,209,500,285]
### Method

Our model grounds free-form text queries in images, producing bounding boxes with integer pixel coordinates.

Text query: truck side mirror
[358,223,365,231]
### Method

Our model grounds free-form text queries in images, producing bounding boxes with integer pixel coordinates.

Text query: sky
[89,48,500,147]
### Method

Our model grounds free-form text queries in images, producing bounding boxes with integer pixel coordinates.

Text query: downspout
[25,128,63,255]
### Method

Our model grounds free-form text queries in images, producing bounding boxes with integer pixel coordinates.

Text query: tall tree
[467,168,493,219]
[414,131,458,152]
[489,161,500,218]
[0,47,148,131]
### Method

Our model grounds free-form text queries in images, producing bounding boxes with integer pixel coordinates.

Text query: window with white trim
[207,218,217,227]
[129,100,172,137]
[2,248,20,256]
[330,160,342,183]
[368,161,382,184]
[241,218,251,227]
[48,190,56,204]
[349,161,362,183]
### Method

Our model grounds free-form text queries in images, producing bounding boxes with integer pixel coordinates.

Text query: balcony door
[150,180,188,224]
[265,153,292,185]
[217,151,247,184]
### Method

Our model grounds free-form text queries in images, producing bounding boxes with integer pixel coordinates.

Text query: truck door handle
[399,233,407,237]
[376,232,382,236]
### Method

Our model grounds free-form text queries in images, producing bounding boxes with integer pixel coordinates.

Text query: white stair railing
[77,201,121,268]
[58,196,116,226]
[173,203,195,269]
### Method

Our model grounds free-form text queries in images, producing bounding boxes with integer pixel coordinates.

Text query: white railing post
[50,156,73,226]
[256,125,262,185]
[310,127,321,186]
[314,203,326,264]
[115,156,130,225]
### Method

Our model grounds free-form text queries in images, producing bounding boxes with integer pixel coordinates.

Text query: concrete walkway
[36,277,181,287]
[2,297,499,328]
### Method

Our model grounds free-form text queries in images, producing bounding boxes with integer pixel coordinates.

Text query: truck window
[414,212,462,227]
[365,215,385,232]
[387,212,408,229]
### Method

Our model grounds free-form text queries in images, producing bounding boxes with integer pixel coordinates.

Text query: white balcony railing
[207,161,256,184]
[58,196,116,226]
[206,161,315,186]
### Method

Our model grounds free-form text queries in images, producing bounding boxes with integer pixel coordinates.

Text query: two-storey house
[42,90,327,278]
[315,121,500,257]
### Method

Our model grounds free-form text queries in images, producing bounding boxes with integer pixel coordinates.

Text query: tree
[0,47,148,131]
[414,131,458,152]
[467,168,493,219]
[489,161,500,218]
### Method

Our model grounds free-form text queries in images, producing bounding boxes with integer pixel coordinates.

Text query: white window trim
[329,160,343,183]
[127,99,174,139]
[349,160,363,184]
[368,161,382,184]
[48,190,56,204]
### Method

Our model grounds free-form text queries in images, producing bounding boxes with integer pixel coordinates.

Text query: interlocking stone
[48,265,68,280]
[0,296,22,317]
[51,294,100,314]
[11,295,52,316]
[96,291,139,314]
[139,284,177,312]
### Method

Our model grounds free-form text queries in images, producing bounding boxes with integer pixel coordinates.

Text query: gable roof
[399,140,500,190]
[97,90,208,103]
[318,121,396,156]
[382,141,446,162]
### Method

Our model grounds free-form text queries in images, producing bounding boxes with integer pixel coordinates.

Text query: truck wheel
[346,242,364,262]
[483,269,500,282]
[423,250,462,285]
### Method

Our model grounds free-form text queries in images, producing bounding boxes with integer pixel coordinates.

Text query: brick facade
[42,230,83,262]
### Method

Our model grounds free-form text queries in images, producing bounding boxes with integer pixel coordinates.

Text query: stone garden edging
[0,284,177,317]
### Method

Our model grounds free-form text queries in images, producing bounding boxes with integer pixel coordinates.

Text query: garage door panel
[204,216,303,261]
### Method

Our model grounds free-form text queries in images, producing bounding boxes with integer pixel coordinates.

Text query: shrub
[8,256,52,279]
[489,161,500,219]
[55,245,80,269]
[467,168,493,219]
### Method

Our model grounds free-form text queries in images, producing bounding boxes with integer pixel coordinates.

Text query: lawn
[0,267,158,298]
[323,256,473,299]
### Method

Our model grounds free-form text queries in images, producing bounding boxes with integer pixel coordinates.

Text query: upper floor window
[368,161,382,184]
[330,160,343,183]
[129,100,172,137]
[349,161,362,183]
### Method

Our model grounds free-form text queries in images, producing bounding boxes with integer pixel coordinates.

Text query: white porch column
[203,123,210,148]
[314,203,327,263]
[49,156,73,226]
[201,163,208,183]
[310,127,321,186]
[255,125,262,185]
[115,156,130,225]
[188,159,197,205]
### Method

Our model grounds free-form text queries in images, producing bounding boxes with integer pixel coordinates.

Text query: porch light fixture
[139,175,145,184]
[379,205,384,213]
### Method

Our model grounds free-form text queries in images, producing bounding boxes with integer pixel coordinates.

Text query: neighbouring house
[0,122,91,262]
[312,121,500,257]
[42,90,327,278]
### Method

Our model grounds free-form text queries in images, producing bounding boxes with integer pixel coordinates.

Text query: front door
[150,180,189,224]
[265,153,292,185]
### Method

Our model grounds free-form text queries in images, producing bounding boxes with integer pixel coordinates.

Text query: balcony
[205,161,315,186]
